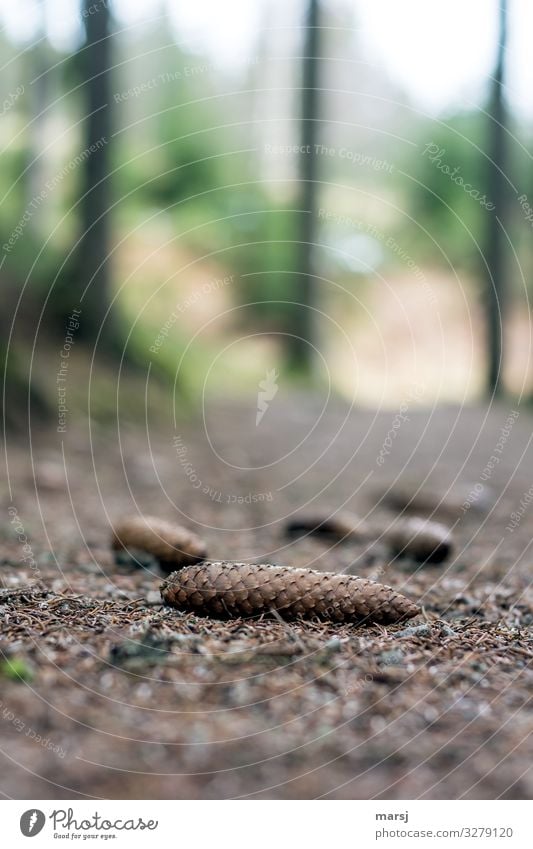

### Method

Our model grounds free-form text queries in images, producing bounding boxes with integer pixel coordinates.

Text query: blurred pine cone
[111,515,206,573]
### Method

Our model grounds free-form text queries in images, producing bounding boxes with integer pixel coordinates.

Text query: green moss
[0,658,34,683]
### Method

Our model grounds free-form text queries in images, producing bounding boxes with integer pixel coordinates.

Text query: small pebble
[393,623,432,639]
[145,590,163,606]
[378,649,404,666]
[323,636,347,653]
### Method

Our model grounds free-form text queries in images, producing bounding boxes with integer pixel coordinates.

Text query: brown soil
[0,396,531,799]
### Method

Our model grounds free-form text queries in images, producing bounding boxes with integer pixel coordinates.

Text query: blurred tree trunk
[484,0,508,397]
[25,0,48,240]
[75,0,114,343]
[287,0,321,373]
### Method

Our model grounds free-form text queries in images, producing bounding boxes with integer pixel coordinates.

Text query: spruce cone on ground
[385,516,452,564]
[161,561,420,624]
[111,515,207,573]
[285,510,452,564]
[286,511,368,540]
[378,483,494,518]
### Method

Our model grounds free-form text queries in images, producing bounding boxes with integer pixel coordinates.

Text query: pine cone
[111,515,207,573]
[161,561,420,624]
[285,510,452,564]
[379,483,494,518]
[385,516,452,564]
[285,511,368,540]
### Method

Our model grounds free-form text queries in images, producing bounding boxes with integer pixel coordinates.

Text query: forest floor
[0,392,532,799]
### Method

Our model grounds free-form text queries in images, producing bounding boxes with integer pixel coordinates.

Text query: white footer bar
[2,799,530,848]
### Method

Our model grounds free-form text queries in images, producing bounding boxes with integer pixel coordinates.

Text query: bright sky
[1,0,532,118]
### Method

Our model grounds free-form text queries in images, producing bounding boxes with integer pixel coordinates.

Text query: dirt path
[0,396,532,799]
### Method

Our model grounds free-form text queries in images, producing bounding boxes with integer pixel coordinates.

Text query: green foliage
[407,112,493,268]
[3,7,533,409]
[0,657,34,683]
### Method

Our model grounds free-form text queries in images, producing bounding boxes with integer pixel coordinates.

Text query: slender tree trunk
[77,0,113,342]
[485,0,508,397]
[288,0,321,373]
[25,0,48,241]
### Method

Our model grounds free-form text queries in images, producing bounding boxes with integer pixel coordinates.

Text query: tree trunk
[25,0,48,241]
[485,0,508,397]
[287,0,321,373]
[76,0,113,343]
